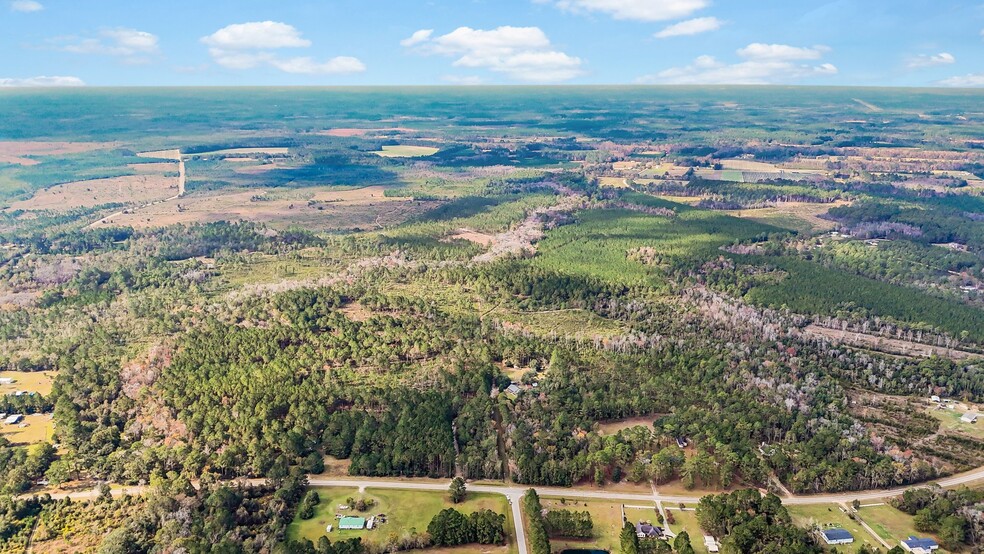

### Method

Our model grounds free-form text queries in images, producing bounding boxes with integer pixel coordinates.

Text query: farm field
[0,370,56,396]
[926,406,984,440]
[373,145,440,158]
[539,496,625,553]
[287,487,516,553]
[9,174,178,211]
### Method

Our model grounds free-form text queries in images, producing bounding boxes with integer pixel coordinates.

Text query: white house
[703,535,720,552]
[3,414,23,425]
[961,412,979,423]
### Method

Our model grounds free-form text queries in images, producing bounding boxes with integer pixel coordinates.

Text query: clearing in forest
[0,141,117,166]
[0,370,56,396]
[373,145,439,158]
[9,174,178,211]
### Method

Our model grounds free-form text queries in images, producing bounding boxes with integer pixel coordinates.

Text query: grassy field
[539,496,625,552]
[0,371,56,396]
[374,145,440,158]
[0,414,54,445]
[857,504,946,552]
[663,506,710,554]
[788,504,879,552]
[287,487,515,553]
[492,308,627,341]
[927,406,984,440]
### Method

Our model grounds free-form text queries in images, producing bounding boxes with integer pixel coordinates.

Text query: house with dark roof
[820,528,854,545]
[901,536,939,553]
[635,521,664,539]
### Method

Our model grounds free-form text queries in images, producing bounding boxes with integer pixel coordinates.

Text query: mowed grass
[663,507,710,554]
[0,371,56,396]
[374,145,440,158]
[0,414,54,445]
[857,504,946,552]
[788,504,878,552]
[539,496,625,552]
[927,407,984,440]
[287,487,515,553]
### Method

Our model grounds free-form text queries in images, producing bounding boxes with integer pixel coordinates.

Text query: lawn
[539,496,625,553]
[663,506,710,554]
[857,504,947,553]
[927,406,984,440]
[0,371,56,396]
[788,504,879,552]
[374,145,440,158]
[0,414,54,445]
[287,487,515,553]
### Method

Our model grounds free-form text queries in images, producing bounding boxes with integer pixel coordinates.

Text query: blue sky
[1,0,983,87]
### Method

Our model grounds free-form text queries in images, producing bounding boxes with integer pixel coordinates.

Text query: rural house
[960,412,978,423]
[820,528,854,545]
[901,536,939,553]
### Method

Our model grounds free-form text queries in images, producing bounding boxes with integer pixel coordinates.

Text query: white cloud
[654,16,721,38]
[938,73,984,87]
[736,43,828,61]
[640,43,837,84]
[539,0,707,21]
[405,26,583,83]
[10,0,42,12]
[202,21,311,50]
[201,21,365,75]
[906,52,955,69]
[54,28,159,63]
[401,29,433,47]
[0,75,84,87]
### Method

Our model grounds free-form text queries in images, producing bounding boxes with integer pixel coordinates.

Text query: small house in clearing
[339,516,366,530]
[820,528,854,545]
[961,412,979,423]
[635,522,663,539]
[0,378,14,385]
[3,414,22,425]
[703,535,720,552]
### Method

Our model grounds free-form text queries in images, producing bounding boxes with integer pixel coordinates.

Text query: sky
[1,0,983,87]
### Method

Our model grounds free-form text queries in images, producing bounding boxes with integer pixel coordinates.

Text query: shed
[339,516,366,530]
[3,414,22,425]
[703,535,720,552]
[820,528,854,545]
[961,412,978,423]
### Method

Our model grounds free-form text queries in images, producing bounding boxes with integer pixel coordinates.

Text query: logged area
[0,87,983,553]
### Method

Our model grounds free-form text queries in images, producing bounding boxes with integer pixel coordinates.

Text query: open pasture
[374,145,440,158]
[0,413,53,445]
[0,370,56,396]
[9,173,178,211]
[0,141,117,166]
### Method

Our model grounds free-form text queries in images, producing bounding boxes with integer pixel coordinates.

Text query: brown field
[339,301,372,322]
[97,186,435,231]
[138,149,181,161]
[317,127,415,137]
[726,201,846,233]
[804,325,981,360]
[448,229,495,246]
[0,370,56,395]
[0,413,54,445]
[596,416,657,436]
[128,161,177,174]
[9,174,178,211]
[0,141,116,166]
[189,147,289,157]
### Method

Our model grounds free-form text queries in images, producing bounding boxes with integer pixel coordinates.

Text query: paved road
[37,464,984,553]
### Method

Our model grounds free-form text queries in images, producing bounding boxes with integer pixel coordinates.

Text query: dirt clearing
[448,229,495,246]
[10,174,179,211]
[803,324,980,360]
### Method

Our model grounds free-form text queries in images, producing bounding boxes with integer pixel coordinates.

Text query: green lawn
[664,507,710,554]
[857,504,947,553]
[539,497,625,553]
[788,504,879,552]
[287,487,515,553]
[927,407,984,440]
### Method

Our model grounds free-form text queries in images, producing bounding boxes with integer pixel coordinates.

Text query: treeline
[522,489,551,554]
[891,486,982,550]
[696,490,820,553]
[427,508,506,547]
[544,508,593,538]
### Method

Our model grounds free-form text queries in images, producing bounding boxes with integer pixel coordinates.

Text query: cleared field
[0,141,116,166]
[493,309,627,342]
[448,229,495,246]
[189,147,289,157]
[98,186,433,231]
[663,506,710,554]
[927,406,984,440]
[373,145,439,158]
[0,370,56,396]
[804,325,981,361]
[9,174,178,211]
[723,201,846,233]
[788,504,879,551]
[540,496,624,552]
[0,413,54,445]
[596,416,657,436]
[857,504,946,552]
[287,487,515,553]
